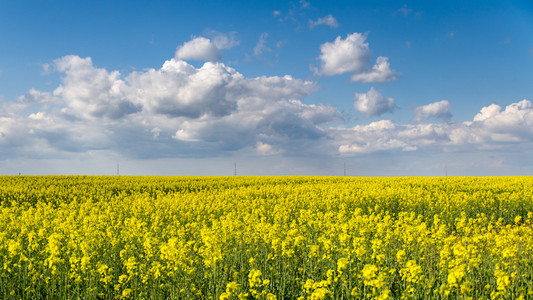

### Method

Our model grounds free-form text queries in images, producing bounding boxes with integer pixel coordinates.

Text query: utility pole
[117,163,120,176]
[344,162,346,176]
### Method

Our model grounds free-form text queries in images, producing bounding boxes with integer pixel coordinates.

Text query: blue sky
[1,0,532,176]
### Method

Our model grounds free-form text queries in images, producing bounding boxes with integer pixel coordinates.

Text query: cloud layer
[2,37,533,168]
[3,46,344,159]
[336,99,533,155]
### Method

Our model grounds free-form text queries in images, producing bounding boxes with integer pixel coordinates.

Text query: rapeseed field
[0,176,532,299]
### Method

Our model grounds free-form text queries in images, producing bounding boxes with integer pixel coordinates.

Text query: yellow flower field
[0,176,532,299]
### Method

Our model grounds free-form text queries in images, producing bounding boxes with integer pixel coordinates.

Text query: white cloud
[309,14,339,29]
[335,120,446,154]
[0,102,26,117]
[172,98,341,152]
[8,53,337,158]
[465,100,533,142]
[317,32,371,76]
[413,100,452,122]
[5,48,533,171]
[207,31,239,50]
[353,87,396,117]
[351,56,397,83]
[175,37,222,61]
[18,88,57,104]
[316,33,398,83]
[254,33,271,56]
[256,141,281,155]
[53,55,140,119]
[472,104,501,122]
[448,101,533,145]
[128,59,240,118]
[336,99,533,155]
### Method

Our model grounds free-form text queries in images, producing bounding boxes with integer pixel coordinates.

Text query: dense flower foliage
[0,176,532,299]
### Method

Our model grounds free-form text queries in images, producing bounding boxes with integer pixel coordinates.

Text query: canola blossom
[0,176,532,299]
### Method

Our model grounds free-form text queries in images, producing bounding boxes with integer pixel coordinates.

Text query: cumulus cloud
[353,87,396,117]
[317,32,371,76]
[53,55,140,119]
[316,33,397,83]
[18,88,57,104]
[175,37,222,61]
[413,100,452,122]
[172,98,341,152]
[5,48,533,164]
[7,53,339,158]
[309,14,339,29]
[456,100,533,144]
[0,102,26,117]
[336,120,449,154]
[128,59,240,118]
[335,99,533,155]
[351,56,398,83]
[254,33,271,56]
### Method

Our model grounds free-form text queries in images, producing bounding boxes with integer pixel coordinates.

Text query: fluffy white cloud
[309,14,339,28]
[5,49,533,166]
[8,54,337,158]
[336,121,448,154]
[53,55,140,119]
[353,87,396,117]
[317,32,371,76]
[254,33,271,56]
[316,33,397,83]
[336,99,533,155]
[175,37,222,61]
[451,100,533,145]
[350,56,398,83]
[128,59,240,118]
[413,100,452,122]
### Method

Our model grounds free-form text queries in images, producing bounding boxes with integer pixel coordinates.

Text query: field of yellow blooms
[0,176,532,299]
